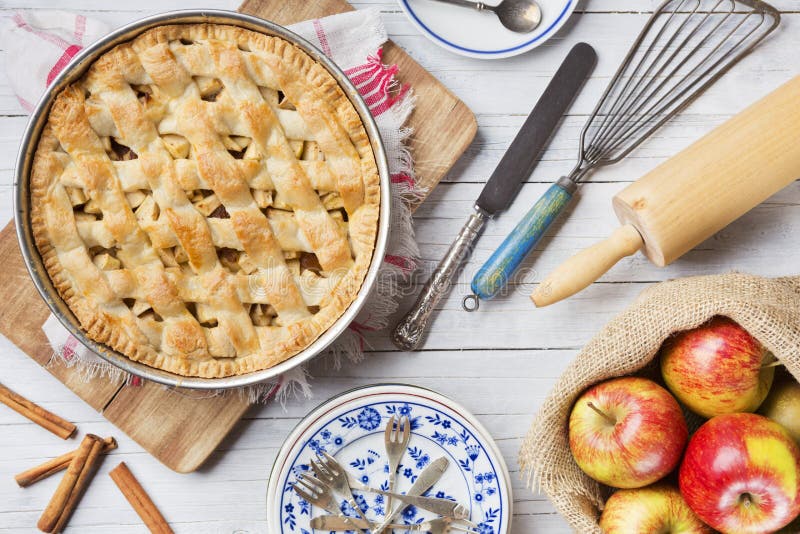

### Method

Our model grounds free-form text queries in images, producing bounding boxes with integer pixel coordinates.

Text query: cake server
[392,42,596,351]
[372,457,450,532]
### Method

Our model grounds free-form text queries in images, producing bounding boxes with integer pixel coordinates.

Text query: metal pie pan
[13,10,391,390]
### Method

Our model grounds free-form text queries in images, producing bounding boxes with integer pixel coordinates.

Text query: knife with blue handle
[392,42,596,351]
[470,176,577,300]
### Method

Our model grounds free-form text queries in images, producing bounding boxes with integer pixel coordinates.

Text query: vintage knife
[310,515,374,530]
[310,514,462,531]
[372,456,449,532]
[392,42,597,351]
[346,472,468,518]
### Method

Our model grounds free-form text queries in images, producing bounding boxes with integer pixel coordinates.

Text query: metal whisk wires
[568,0,780,183]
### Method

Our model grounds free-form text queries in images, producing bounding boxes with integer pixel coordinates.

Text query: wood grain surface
[2,1,799,532]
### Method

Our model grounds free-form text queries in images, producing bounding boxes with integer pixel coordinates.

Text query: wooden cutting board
[0,222,251,473]
[0,2,476,473]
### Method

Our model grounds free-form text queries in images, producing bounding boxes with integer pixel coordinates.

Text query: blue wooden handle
[471,178,576,301]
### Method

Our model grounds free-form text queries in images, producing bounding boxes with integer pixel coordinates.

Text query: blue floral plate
[266,384,512,533]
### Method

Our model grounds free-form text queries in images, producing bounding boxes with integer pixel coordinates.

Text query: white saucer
[397,0,578,59]
[267,384,512,533]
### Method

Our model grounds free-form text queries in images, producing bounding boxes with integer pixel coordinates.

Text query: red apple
[679,413,800,534]
[569,376,688,488]
[600,484,712,533]
[660,316,774,418]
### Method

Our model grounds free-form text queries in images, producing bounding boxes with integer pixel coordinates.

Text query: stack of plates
[267,384,512,532]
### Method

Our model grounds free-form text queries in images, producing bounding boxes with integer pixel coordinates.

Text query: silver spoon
[429,0,542,33]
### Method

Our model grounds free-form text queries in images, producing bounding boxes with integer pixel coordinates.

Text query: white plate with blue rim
[267,383,512,533]
[398,0,578,59]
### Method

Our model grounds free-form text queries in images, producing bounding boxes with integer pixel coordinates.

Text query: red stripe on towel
[313,19,332,57]
[46,45,82,86]
[385,254,414,272]
[391,172,415,187]
[73,15,86,44]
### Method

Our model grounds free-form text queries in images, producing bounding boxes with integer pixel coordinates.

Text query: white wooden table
[0,0,798,532]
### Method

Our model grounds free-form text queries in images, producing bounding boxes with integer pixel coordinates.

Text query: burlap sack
[519,273,800,532]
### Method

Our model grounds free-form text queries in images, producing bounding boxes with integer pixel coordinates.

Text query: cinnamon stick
[15,437,117,488]
[109,462,173,534]
[0,383,76,439]
[38,434,105,533]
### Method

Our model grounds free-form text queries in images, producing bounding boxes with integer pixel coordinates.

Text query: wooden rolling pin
[532,75,800,307]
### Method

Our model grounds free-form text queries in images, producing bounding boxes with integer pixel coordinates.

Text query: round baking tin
[13,10,391,390]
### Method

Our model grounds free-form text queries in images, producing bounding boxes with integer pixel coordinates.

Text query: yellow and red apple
[759,375,800,444]
[679,413,800,534]
[568,376,688,488]
[599,484,712,533]
[660,316,774,418]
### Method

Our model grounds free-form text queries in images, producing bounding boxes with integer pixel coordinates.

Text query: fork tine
[310,458,331,480]
[401,415,411,443]
[320,452,341,475]
[295,478,319,495]
[295,474,322,493]
[309,459,324,479]
[385,414,396,442]
[311,458,328,475]
[291,482,316,503]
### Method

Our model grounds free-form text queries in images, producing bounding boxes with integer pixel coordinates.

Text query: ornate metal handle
[391,209,488,351]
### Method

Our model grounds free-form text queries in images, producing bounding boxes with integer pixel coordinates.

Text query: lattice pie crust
[30,24,380,377]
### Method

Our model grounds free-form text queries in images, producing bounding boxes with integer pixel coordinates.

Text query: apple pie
[29,24,381,377]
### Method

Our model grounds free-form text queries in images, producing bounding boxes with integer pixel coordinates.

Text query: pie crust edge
[29,23,381,378]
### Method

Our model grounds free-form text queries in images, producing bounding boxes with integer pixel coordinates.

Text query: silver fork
[310,515,480,533]
[316,452,469,520]
[384,415,411,516]
[310,454,372,525]
[292,474,366,531]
